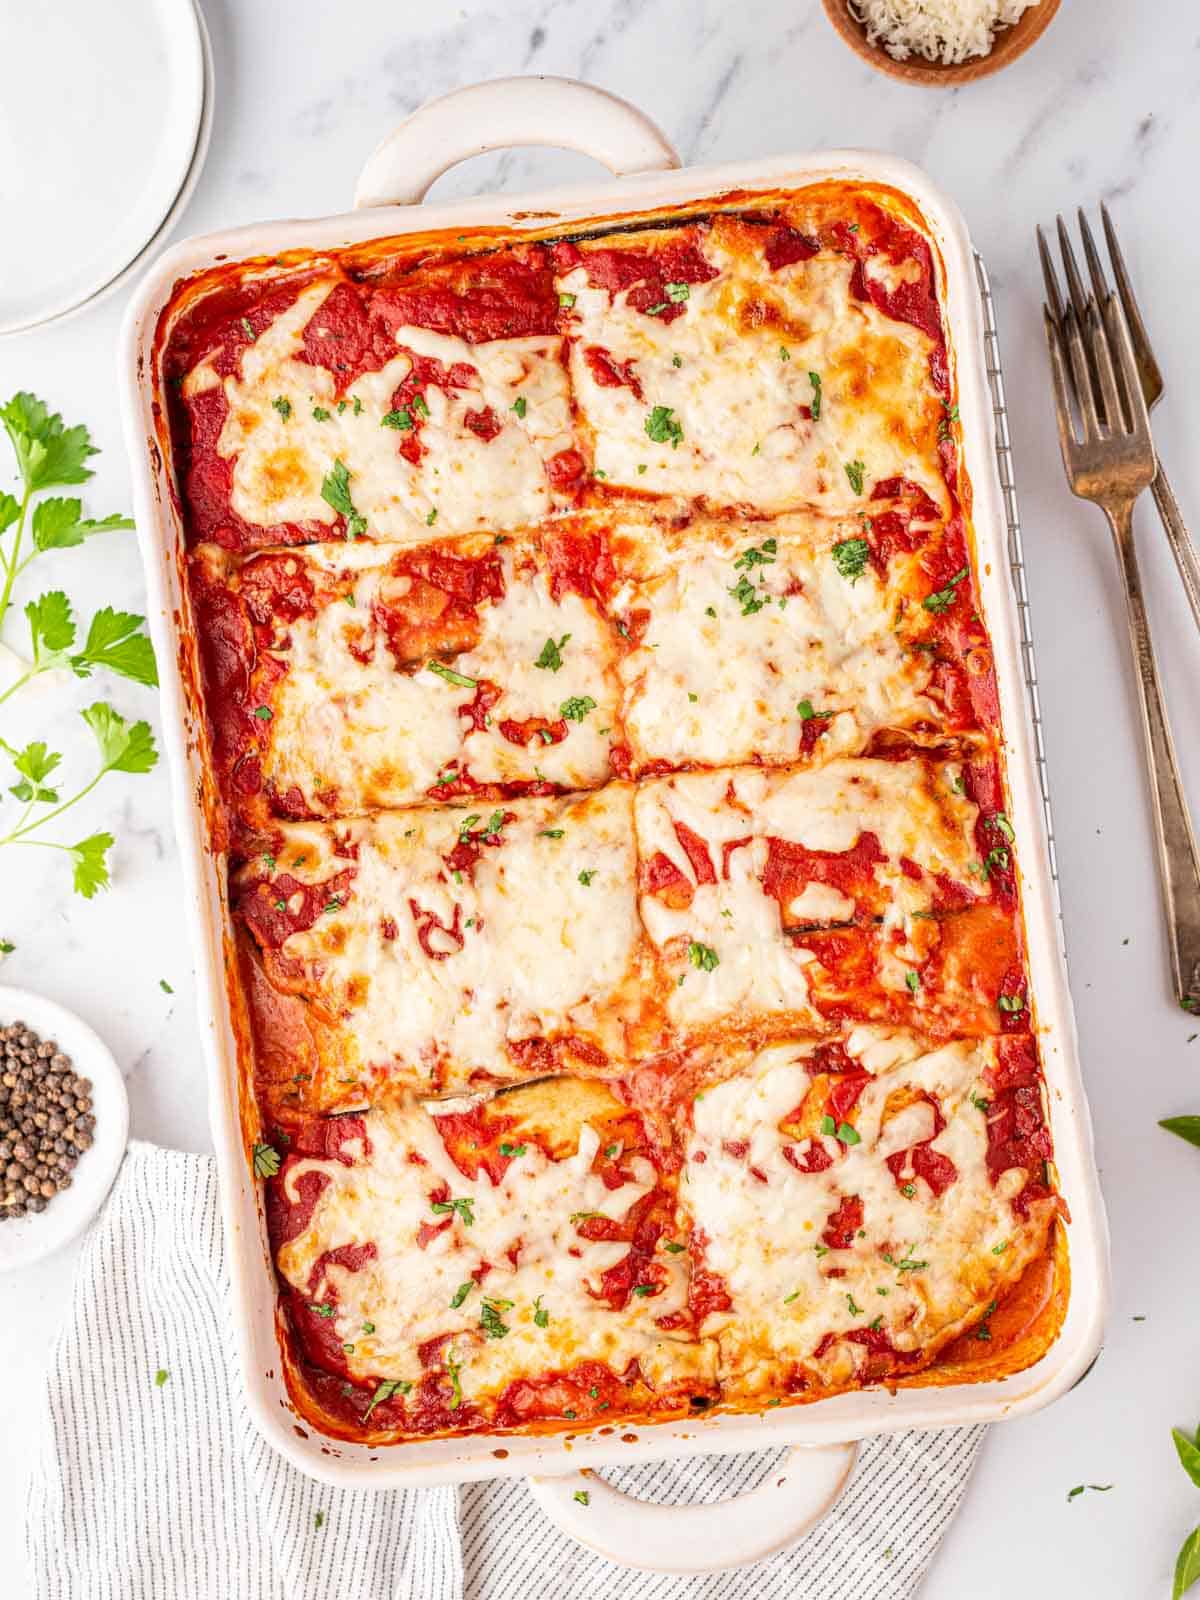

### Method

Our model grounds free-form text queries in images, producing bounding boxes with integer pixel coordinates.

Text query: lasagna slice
[172,257,582,549]
[267,1078,713,1439]
[634,758,1023,1048]
[189,520,622,823]
[681,1028,1058,1402]
[234,784,648,1102]
[556,204,949,517]
[611,509,992,777]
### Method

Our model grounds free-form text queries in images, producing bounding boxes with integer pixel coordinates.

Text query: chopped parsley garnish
[310,1302,335,1319]
[428,660,478,689]
[632,1283,657,1297]
[252,1142,281,1178]
[320,458,367,538]
[901,1183,916,1198]
[271,396,292,421]
[814,1243,829,1258]
[923,567,969,613]
[240,317,254,339]
[844,459,866,494]
[533,1295,550,1328]
[561,695,597,722]
[363,1322,375,1334]
[154,1368,169,1387]
[446,1351,463,1410]
[312,406,331,422]
[512,396,527,418]
[663,1240,685,1254]
[808,371,822,419]
[975,1300,997,1341]
[784,1287,802,1304]
[498,1142,527,1158]
[728,574,768,616]
[432,1196,476,1226]
[984,845,1010,875]
[836,1122,860,1146]
[381,408,413,430]
[937,402,960,441]
[832,537,871,583]
[412,393,430,419]
[645,405,684,448]
[578,869,596,886]
[159,978,173,994]
[480,1300,511,1339]
[574,1490,590,1506]
[252,704,272,721]
[797,699,830,721]
[558,291,576,309]
[778,345,790,361]
[998,994,1025,1013]
[535,633,570,672]
[426,507,438,526]
[992,1239,1009,1255]
[733,537,777,572]
[820,1113,837,1136]
[847,1294,863,1316]
[665,281,690,303]
[539,828,565,839]
[450,1282,475,1309]
[905,970,920,993]
[363,1377,411,1422]
[687,941,719,972]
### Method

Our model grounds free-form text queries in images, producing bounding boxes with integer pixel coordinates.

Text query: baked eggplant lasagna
[159,181,1067,1444]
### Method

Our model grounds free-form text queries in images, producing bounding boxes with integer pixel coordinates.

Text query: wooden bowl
[820,0,1061,86]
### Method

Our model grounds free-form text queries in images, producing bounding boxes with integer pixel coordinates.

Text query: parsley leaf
[71,608,158,686]
[431,1196,475,1226]
[831,538,870,582]
[320,458,367,538]
[362,1378,411,1422]
[428,660,478,689]
[26,590,76,655]
[687,941,719,972]
[1160,1117,1200,1150]
[808,371,822,420]
[479,1300,510,1339]
[32,498,133,552]
[533,1295,550,1329]
[252,1143,282,1178]
[645,405,684,448]
[65,832,113,898]
[155,1369,169,1387]
[1,393,97,490]
[844,459,866,494]
[560,695,597,722]
[535,634,570,672]
[923,567,969,614]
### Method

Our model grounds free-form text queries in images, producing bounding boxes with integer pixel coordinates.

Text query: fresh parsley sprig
[0,393,158,905]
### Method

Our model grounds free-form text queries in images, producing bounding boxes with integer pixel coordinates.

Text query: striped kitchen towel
[26,1142,985,1598]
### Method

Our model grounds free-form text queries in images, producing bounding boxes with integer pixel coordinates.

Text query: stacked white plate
[0,0,213,336]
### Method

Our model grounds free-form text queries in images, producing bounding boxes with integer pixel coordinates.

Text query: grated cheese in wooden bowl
[848,0,1042,64]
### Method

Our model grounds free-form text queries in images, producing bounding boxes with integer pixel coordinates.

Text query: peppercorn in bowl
[0,988,129,1271]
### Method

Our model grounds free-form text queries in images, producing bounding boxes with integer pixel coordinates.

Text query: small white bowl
[0,987,129,1272]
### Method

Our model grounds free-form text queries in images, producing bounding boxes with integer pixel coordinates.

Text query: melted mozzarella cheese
[635,761,980,1030]
[240,785,644,1090]
[183,280,576,540]
[613,517,940,769]
[214,537,618,814]
[277,1098,709,1405]
[561,219,947,515]
[684,1032,1050,1394]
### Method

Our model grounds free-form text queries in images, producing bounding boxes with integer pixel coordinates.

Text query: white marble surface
[3,0,1200,1593]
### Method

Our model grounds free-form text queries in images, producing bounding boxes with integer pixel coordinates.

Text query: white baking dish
[118,76,1110,1570]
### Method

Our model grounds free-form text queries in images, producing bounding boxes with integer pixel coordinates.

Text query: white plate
[0,0,205,336]
[0,987,129,1272]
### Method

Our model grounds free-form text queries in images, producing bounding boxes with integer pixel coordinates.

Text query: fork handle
[1151,461,1200,636]
[1105,501,1200,1012]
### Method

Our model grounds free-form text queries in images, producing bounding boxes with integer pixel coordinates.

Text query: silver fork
[1038,205,1200,634]
[1039,234,1200,1013]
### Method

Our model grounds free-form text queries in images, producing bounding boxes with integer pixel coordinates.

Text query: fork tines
[1038,212,1152,454]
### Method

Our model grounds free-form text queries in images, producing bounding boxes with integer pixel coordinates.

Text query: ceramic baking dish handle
[526,1440,859,1573]
[354,74,680,209]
